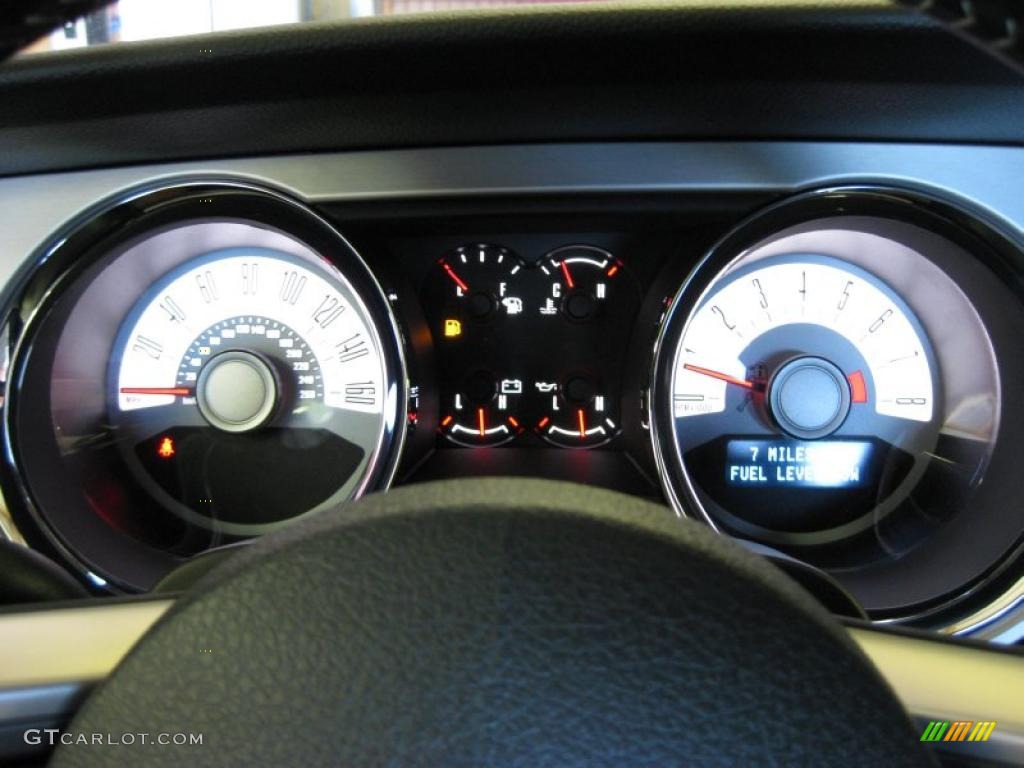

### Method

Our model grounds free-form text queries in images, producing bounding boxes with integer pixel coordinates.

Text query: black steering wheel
[50,478,932,767]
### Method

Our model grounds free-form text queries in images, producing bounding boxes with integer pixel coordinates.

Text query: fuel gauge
[435,244,524,322]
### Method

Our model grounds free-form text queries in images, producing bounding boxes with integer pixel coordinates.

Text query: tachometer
[650,188,1024,627]
[674,257,934,426]
[668,254,939,536]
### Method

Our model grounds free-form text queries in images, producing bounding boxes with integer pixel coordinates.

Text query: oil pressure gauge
[535,375,618,448]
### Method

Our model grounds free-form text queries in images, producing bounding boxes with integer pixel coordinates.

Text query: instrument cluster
[2,179,1023,635]
[423,242,639,449]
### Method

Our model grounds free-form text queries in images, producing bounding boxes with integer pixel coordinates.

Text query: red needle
[577,408,586,437]
[477,407,486,436]
[560,260,575,289]
[682,364,758,391]
[120,387,193,396]
[442,262,469,292]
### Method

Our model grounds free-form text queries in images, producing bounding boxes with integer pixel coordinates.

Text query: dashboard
[6,3,1024,765]
[5,4,1024,764]
[0,142,1022,645]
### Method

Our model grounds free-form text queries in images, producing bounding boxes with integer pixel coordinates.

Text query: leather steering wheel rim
[52,478,933,767]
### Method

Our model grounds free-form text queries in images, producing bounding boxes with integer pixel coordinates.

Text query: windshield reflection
[20,0,612,56]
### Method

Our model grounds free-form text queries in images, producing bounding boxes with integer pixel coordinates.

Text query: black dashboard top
[2,1,1024,178]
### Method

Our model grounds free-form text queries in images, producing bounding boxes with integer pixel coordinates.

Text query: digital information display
[725,439,873,489]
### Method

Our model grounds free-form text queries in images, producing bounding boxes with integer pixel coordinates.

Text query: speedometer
[3,182,406,590]
[112,249,390,535]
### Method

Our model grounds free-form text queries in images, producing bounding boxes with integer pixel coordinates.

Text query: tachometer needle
[120,387,194,396]
[682,364,759,391]
[577,408,586,437]
[478,407,486,436]
[442,262,469,292]
[560,260,575,289]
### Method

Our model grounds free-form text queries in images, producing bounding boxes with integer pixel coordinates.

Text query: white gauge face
[116,251,386,417]
[110,247,395,536]
[672,258,934,424]
[662,252,942,543]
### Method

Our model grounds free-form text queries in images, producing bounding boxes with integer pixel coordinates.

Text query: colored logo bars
[920,721,997,743]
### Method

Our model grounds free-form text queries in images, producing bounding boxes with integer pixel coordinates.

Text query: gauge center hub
[196,350,278,433]
[767,356,851,440]
[564,291,596,320]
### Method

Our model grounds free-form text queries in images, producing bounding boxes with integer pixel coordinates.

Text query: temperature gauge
[535,375,617,448]
[539,245,623,321]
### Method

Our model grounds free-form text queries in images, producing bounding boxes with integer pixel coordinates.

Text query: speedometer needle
[683,364,761,391]
[120,387,194,396]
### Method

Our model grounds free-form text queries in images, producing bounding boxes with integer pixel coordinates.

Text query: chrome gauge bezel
[649,185,1024,631]
[0,178,408,592]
